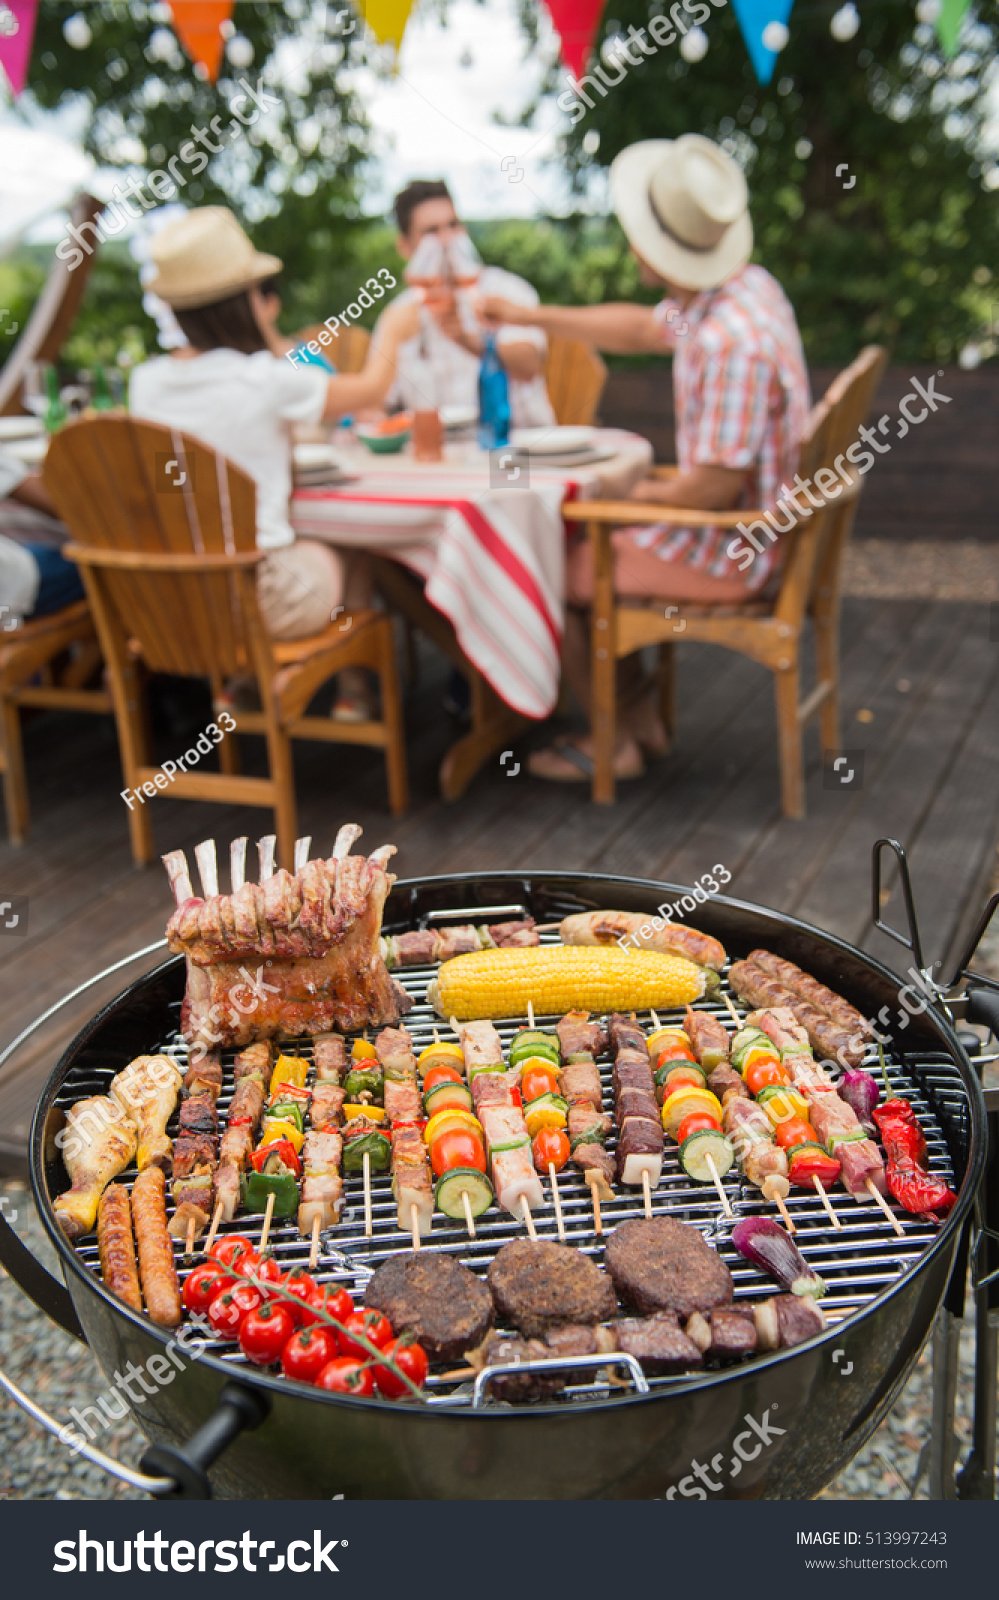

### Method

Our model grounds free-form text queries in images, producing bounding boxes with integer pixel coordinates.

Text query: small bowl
[356,427,411,455]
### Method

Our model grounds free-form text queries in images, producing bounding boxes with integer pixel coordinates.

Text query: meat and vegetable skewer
[556,1010,614,1233]
[608,1013,663,1218]
[210,1040,272,1247]
[375,1025,434,1246]
[381,919,539,968]
[648,1016,734,1215]
[457,1020,542,1234]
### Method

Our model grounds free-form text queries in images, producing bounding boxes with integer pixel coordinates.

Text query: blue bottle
[477,334,510,449]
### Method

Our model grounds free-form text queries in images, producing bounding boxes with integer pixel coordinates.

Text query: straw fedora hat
[609,135,752,291]
[147,207,282,309]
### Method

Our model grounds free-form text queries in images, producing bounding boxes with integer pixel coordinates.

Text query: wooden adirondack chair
[562,345,887,816]
[545,336,607,426]
[43,416,408,867]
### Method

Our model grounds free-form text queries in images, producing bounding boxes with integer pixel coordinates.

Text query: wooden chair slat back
[0,194,106,416]
[819,345,887,460]
[44,416,258,679]
[545,336,607,426]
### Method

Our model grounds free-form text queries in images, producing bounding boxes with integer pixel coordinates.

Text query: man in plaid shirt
[482,134,810,782]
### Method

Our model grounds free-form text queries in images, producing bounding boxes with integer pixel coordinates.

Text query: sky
[0,0,584,248]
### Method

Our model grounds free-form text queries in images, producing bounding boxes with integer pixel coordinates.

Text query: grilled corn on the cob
[427,944,707,1020]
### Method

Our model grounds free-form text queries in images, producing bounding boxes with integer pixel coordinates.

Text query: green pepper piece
[343,1129,391,1174]
[267,1099,304,1131]
[240,1169,299,1217]
[344,1067,384,1102]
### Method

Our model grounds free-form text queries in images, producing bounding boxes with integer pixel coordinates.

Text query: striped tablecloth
[291,429,652,719]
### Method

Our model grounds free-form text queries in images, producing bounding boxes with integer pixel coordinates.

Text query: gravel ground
[1,1177,992,1501]
[842,540,999,601]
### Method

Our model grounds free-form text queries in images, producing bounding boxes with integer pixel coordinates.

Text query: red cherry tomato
[281,1326,339,1384]
[373,1334,430,1399]
[520,1066,560,1104]
[310,1285,354,1331]
[206,1282,262,1338]
[532,1126,570,1172]
[244,1255,284,1296]
[238,1301,294,1366]
[182,1263,224,1316]
[338,1309,393,1359]
[774,1116,814,1150]
[745,1060,789,1096]
[316,1358,375,1397]
[676,1111,721,1144]
[422,1064,464,1093]
[654,1043,697,1066]
[280,1269,318,1326]
[430,1128,486,1177]
[208,1235,258,1271]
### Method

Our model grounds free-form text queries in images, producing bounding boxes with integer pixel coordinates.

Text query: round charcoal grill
[0,866,990,1501]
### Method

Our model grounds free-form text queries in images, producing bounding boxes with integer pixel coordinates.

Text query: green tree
[27,0,385,339]
[514,0,999,361]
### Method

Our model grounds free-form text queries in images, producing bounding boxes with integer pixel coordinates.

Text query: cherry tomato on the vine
[316,1358,375,1397]
[281,1327,339,1384]
[182,1263,224,1316]
[239,1302,294,1366]
[337,1309,393,1359]
[373,1335,430,1399]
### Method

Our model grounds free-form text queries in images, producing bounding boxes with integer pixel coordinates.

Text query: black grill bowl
[21,871,986,1500]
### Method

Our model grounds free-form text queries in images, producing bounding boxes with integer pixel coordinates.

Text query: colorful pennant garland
[729,0,796,85]
[167,1,234,83]
[933,0,973,55]
[541,0,606,78]
[356,0,417,53]
[0,0,39,97]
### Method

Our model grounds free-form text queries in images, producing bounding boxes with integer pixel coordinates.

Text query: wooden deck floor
[1,593,997,1172]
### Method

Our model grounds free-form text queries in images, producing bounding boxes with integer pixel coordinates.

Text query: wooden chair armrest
[648,464,679,478]
[63,544,266,571]
[563,499,766,529]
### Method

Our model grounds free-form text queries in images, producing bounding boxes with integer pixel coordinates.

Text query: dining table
[291,425,653,799]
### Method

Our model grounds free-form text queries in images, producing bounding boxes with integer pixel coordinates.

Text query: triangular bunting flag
[542,0,606,78]
[934,0,973,55]
[0,0,39,97]
[357,0,417,53]
[167,1,234,83]
[729,0,796,85]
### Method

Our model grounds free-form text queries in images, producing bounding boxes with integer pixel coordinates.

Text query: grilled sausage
[131,1167,182,1328]
[97,1184,142,1312]
[748,949,867,1034]
[559,911,726,972]
[729,960,865,1067]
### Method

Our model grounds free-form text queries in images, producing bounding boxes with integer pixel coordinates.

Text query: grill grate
[57,937,959,1409]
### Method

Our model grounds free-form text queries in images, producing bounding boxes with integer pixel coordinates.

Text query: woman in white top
[129,207,418,645]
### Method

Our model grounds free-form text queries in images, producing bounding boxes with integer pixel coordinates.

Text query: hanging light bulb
[63,11,92,49]
[761,20,790,52]
[680,26,709,61]
[830,3,859,41]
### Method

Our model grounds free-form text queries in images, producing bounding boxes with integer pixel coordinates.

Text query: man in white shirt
[0,448,83,628]
[387,180,556,429]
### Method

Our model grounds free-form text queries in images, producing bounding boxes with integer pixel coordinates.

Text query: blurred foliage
[514,0,999,362]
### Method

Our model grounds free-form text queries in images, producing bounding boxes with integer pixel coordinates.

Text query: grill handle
[472,1350,650,1407]
[139,1383,270,1499]
[871,838,925,972]
[0,1198,84,1341]
[966,984,999,1042]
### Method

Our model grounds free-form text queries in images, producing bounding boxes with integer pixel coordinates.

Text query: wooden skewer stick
[642,1166,653,1220]
[721,992,743,1028]
[527,1000,535,1029]
[204,1201,224,1255]
[813,1176,841,1230]
[521,1195,537,1240]
[533,923,560,934]
[586,1170,603,1236]
[866,1176,905,1236]
[309,1214,321,1269]
[411,1200,421,1251]
[650,1009,662,1030]
[258,1189,277,1252]
[549,1163,565,1242]
[461,1189,476,1238]
[185,1213,197,1259]
[704,1152,734,1219]
[773,1191,796,1234]
[362,1150,373,1238]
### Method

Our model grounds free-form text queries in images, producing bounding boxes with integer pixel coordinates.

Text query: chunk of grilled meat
[234,1041,272,1082]
[184,1051,223,1101]
[557,1010,608,1060]
[55,1097,138,1241]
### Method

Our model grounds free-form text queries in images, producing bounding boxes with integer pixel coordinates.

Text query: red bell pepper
[787,1142,841,1189]
[251,1138,302,1179]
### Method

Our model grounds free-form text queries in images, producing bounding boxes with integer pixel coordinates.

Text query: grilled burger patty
[365,1251,493,1361]
[605,1217,734,1319]
[487,1240,617,1338]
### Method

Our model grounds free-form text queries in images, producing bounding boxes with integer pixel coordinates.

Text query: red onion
[839,1067,880,1136]
[731,1216,826,1299]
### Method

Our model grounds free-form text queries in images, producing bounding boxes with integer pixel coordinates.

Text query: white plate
[439,404,477,430]
[0,415,45,442]
[293,443,346,472]
[510,426,595,455]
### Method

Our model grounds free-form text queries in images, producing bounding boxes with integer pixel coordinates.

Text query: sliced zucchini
[435,1167,494,1219]
[680,1129,735,1184]
[424,1080,474,1116]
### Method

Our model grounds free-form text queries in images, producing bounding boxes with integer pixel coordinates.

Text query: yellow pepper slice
[351,1038,378,1062]
[524,1101,568,1138]
[417,1041,465,1077]
[269,1055,307,1096]
[424,1108,484,1146]
[259,1117,304,1153]
[342,1102,387,1122]
[661,1086,722,1140]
